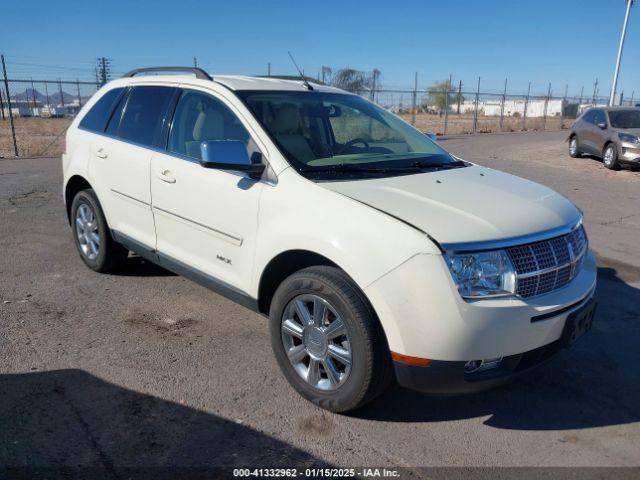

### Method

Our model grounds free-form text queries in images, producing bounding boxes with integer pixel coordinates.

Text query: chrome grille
[506,225,588,299]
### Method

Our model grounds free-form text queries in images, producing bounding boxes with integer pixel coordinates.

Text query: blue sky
[2,0,638,97]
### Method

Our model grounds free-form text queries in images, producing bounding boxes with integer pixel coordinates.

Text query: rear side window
[79,87,124,132]
[108,86,175,147]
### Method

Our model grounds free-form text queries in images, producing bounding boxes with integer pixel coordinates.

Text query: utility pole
[457,79,462,114]
[592,78,599,105]
[610,0,634,106]
[1,54,18,156]
[267,62,271,76]
[96,57,111,86]
[193,56,198,68]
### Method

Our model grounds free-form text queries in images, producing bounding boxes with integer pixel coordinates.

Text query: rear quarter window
[78,87,125,133]
[113,86,175,147]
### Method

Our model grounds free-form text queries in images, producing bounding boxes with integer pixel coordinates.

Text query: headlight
[618,132,640,144]
[445,250,516,298]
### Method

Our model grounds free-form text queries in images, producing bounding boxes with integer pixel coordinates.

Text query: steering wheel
[336,138,370,155]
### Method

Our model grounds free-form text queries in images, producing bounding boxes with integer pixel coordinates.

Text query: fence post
[473,76,480,133]
[58,80,64,108]
[76,79,82,108]
[522,82,531,131]
[30,77,37,110]
[411,72,417,126]
[499,78,507,132]
[0,88,4,120]
[44,81,50,108]
[542,82,551,131]
[560,84,567,129]
[1,55,18,156]
[443,74,451,135]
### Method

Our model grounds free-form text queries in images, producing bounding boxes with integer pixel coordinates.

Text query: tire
[568,135,581,158]
[269,266,392,413]
[603,143,620,170]
[70,189,129,272]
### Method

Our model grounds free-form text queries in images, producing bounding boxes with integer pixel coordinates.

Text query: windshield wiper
[304,164,422,174]
[410,159,466,170]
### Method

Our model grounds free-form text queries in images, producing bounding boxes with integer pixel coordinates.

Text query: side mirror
[199,140,265,179]
[597,122,607,130]
[425,132,438,142]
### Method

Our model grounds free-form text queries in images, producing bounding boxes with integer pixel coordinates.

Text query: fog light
[464,357,503,373]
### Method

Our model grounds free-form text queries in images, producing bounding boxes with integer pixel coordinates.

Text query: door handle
[157,169,176,183]
[94,147,108,159]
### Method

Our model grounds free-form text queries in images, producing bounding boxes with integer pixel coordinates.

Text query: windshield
[608,109,640,129]
[237,90,462,180]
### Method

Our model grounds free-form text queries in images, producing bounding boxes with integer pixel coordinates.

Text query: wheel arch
[64,175,93,224]
[257,249,339,315]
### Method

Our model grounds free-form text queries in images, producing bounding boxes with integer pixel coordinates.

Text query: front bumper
[364,250,598,361]
[619,143,640,164]
[393,293,596,394]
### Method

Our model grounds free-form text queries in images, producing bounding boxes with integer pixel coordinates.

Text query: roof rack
[257,75,325,86]
[123,66,212,81]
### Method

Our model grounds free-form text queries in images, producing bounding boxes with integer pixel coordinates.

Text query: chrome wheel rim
[569,138,577,155]
[604,146,615,166]
[281,294,352,391]
[75,203,100,260]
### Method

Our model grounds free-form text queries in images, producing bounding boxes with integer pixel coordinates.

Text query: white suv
[62,67,597,412]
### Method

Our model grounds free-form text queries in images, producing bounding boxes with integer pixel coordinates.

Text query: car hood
[320,165,581,247]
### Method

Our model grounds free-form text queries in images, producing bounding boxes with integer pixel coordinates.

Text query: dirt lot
[1,131,639,475]
[0,117,71,158]
[0,113,570,159]
[398,112,567,135]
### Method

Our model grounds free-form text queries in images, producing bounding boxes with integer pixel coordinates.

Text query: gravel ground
[1,131,639,474]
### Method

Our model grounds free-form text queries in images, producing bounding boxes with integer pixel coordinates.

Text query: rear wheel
[269,266,392,413]
[603,143,620,170]
[71,189,129,272]
[569,135,581,158]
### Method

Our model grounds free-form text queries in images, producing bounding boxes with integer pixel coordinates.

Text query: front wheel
[603,143,620,170]
[269,266,392,413]
[569,135,581,158]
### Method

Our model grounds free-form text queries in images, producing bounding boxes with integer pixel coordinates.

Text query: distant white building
[455,99,566,117]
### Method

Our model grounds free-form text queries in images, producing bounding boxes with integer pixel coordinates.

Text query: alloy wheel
[604,146,615,167]
[281,294,352,391]
[75,203,100,260]
[569,138,578,156]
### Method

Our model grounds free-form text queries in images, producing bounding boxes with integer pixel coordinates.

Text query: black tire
[603,143,620,170]
[70,189,128,272]
[568,135,582,158]
[269,266,392,413]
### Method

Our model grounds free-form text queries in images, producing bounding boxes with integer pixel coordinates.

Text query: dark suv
[568,107,640,170]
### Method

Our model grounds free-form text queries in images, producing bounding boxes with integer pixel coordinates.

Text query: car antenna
[287,51,314,91]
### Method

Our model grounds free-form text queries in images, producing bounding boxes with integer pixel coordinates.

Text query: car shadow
[111,254,177,277]
[581,154,640,171]
[358,267,640,431]
[0,369,327,475]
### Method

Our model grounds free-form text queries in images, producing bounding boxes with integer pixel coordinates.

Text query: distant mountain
[12,88,77,104]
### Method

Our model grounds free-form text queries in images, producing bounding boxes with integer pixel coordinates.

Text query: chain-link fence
[1,76,638,158]
[0,78,100,158]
